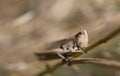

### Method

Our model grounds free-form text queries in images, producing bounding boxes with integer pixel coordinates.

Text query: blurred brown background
[0,0,120,76]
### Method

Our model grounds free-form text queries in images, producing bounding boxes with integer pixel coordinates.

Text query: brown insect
[45,30,88,61]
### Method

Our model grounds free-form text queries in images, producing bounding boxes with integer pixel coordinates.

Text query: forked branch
[36,27,120,76]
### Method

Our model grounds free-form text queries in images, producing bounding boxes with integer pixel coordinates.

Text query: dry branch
[36,27,120,76]
[37,58,120,76]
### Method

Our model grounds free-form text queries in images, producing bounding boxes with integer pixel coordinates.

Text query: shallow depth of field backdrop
[0,0,120,76]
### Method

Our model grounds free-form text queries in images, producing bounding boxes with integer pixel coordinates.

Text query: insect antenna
[74,22,85,31]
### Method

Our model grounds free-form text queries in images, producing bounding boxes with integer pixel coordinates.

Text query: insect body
[58,30,88,60]
[45,30,88,61]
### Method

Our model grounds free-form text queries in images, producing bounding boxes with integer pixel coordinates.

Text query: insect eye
[66,47,69,50]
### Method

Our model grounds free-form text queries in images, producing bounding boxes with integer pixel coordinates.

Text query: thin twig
[37,62,64,76]
[70,58,120,68]
[37,58,120,76]
[36,27,120,76]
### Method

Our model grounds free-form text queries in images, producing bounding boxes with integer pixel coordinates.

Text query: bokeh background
[0,0,120,76]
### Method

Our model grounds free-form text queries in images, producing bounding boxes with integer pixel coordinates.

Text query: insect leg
[57,52,73,66]
[57,52,66,60]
